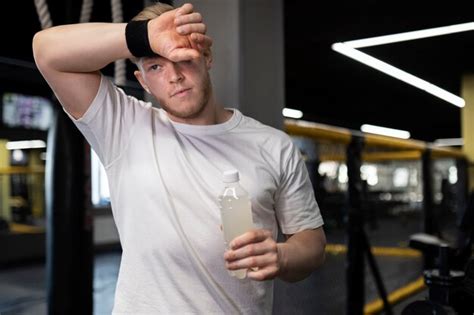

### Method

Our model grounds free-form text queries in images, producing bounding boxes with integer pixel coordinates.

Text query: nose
[168,63,184,83]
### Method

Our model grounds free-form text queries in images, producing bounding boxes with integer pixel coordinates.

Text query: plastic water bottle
[218,170,254,279]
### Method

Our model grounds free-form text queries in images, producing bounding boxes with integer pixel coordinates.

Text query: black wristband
[125,20,156,58]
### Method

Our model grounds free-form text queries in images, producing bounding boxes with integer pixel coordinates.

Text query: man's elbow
[311,234,326,272]
[32,30,45,55]
[32,31,47,69]
[311,226,327,269]
[312,237,327,270]
[32,30,56,72]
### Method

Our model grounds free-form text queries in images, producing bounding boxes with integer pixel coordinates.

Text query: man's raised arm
[33,23,128,119]
[32,3,211,119]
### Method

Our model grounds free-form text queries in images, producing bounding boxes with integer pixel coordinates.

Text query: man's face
[135,54,212,120]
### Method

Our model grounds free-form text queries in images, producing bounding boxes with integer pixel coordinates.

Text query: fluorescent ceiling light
[283,108,303,119]
[345,22,474,48]
[332,22,474,108]
[433,138,464,146]
[6,140,46,150]
[332,44,465,107]
[361,124,411,139]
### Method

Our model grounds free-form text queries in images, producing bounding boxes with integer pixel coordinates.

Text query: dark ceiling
[1,0,473,142]
[284,0,474,142]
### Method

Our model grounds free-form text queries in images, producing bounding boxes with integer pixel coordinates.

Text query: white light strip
[6,140,47,150]
[345,22,474,48]
[433,138,464,146]
[361,124,411,139]
[332,22,474,107]
[332,43,465,107]
[283,108,303,119]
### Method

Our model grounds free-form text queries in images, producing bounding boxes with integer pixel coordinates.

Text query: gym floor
[0,210,433,315]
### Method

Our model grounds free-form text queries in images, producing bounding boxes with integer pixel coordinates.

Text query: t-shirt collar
[166,108,242,136]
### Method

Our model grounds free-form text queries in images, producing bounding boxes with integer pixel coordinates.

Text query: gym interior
[1,0,474,314]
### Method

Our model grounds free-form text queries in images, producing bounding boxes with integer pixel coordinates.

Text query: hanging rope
[34,0,126,86]
[33,0,53,29]
[111,0,127,86]
[34,0,94,28]
[79,0,94,23]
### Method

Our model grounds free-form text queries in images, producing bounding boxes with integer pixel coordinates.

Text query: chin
[163,103,207,120]
[159,86,211,120]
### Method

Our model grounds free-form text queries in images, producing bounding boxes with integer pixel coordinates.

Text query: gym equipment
[285,119,467,314]
[403,191,474,314]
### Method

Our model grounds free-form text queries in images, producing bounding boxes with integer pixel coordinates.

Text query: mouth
[171,88,192,98]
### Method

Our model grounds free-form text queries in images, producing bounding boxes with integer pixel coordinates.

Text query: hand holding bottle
[224,229,283,281]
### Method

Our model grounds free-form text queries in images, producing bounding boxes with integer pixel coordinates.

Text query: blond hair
[131,2,174,22]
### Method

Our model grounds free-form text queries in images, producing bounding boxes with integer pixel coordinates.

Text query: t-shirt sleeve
[63,74,149,168]
[274,139,324,235]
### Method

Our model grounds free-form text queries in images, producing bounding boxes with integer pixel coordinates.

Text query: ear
[134,70,151,94]
[203,49,213,70]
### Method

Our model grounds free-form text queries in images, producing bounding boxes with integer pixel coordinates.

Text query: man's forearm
[277,228,326,282]
[33,23,130,74]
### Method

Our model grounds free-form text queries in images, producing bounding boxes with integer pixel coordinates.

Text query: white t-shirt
[67,75,323,314]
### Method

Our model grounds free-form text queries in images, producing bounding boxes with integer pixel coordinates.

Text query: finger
[191,33,213,48]
[175,3,194,17]
[168,48,200,63]
[247,265,279,281]
[230,229,272,250]
[175,12,202,26]
[224,242,269,262]
[177,23,207,35]
[226,253,276,271]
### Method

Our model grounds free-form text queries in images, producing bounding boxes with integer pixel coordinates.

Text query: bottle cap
[223,170,239,183]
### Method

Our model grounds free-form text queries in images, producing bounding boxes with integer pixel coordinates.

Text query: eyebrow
[142,59,158,66]
[143,55,166,63]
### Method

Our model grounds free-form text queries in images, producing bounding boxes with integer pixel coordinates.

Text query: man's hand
[224,229,285,281]
[147,3,212,62]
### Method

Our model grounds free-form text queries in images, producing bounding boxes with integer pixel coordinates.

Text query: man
[33,2,326,314]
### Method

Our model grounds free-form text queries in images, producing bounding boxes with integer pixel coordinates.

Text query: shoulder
[238,113,293,147]
[236,113,298,165]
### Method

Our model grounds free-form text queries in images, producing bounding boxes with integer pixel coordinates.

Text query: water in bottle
[218,170,254,279]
